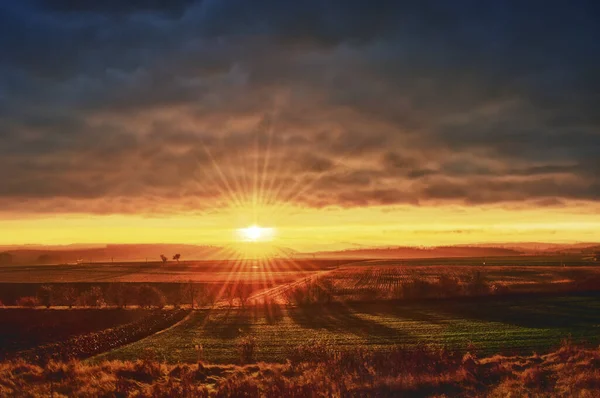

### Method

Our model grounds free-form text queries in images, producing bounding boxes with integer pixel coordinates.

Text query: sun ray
[199,140,246,209]
[257,114,276,214]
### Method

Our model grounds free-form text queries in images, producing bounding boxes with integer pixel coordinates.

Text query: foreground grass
[95,294,600,363]
[3,341,600,397]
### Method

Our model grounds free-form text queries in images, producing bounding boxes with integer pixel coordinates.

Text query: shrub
[438,274,462,297]
[464,270,490,296]
[521,365,556,390]
[237,336,257,364]
[16,296,38,307]
[402,278,437,299]
[462,352,478,374]
[491,283,510,295]
[283,278,334,306]
[116,359,162,383]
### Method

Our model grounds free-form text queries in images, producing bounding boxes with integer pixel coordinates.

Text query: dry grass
[1,341,600,397]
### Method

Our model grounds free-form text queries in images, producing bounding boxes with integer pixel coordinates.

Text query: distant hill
[305,242,600,259]
[305,246,524,259]
[463,242,600,253]
[0,244,229,265]
[1,242,599,265]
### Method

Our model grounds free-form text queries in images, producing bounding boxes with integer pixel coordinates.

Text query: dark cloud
[0,0,599,213]
[38,0,195,17]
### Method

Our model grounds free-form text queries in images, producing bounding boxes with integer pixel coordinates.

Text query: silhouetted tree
[173,254,181,262]
[465,270,489,296]
[106,283,128,308]
[37,285,54,308]
[224,284,236,307]
[183,281,202,309]
[80,286,104,307]
[438,274,462,297]
[236,283,254,308]
[61,286,78,309]
[122,285,139,308]
[138,284,166,309]
[204,287,218,309]
[160,254,168,263]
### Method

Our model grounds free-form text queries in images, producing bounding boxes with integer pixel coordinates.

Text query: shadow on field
[335,293,600,330]
[288,303,402,339]
[349,302,448,326]
[189,304,285,340]
[201,308,254,340]
[423,294,600,330]
[251,302,284,325]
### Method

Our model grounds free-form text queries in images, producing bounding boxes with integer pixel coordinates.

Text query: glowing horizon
[2,202,600,251]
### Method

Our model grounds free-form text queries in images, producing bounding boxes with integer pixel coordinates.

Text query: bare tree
[80,286,104,307]
[61,286,78,309]
[203,287,218,309]
[224,284,236,308]
[183,281,202,309]
[37,285,53,308]
[138,285,166,309]
[236,283,254,308]
[122,285,139,308]
[106,283,126,308]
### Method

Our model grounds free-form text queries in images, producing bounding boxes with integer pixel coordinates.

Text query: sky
[0,1,599,250]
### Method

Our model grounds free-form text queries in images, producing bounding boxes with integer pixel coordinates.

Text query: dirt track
[231,260,367,305]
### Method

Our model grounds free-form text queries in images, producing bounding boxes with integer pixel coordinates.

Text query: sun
[237,225,275,242]
[242,225,262,241]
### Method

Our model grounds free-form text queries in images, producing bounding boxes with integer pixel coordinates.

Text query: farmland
[95,293,600,364]
[0,309,149,356]
[0,258,344,283]
[312,264,600,302]
[0,259,344,306]
[0,256,599,370]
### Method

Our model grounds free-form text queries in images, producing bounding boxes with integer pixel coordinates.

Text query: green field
[94,293,600,364]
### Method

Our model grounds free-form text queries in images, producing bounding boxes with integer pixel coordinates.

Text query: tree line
[7,281,258,309]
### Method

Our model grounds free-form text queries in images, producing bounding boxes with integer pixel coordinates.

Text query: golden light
[237,225,275,242]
